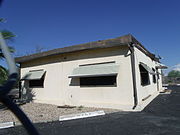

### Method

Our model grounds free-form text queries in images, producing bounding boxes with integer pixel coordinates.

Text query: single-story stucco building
[15,34,167,111]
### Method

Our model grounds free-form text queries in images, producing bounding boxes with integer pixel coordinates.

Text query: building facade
[16,34,166,111]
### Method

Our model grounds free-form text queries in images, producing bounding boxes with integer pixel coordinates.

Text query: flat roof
[15,34,159,63]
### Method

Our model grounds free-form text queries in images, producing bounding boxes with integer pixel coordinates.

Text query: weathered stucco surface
[134,47,163,110]
[20,46,163,111]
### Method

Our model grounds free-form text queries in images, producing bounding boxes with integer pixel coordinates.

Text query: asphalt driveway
[1,85,180,135]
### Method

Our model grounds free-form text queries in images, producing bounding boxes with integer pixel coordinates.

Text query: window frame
[28,73,46,88]
[79,75,117,87]
[139,63,150,86]
[152,68,156,84]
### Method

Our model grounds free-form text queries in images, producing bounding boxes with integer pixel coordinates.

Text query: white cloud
[164,63,180,76]
[172,64,180,71]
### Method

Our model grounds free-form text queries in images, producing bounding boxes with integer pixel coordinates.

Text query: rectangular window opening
[29,74,45,88]
[139,63,150,86]
[152,68,156,83]
[80,76,117,87]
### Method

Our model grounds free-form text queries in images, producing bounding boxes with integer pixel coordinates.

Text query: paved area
[0,85,180,135]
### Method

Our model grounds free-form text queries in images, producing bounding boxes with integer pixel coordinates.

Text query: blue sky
[0,0,180,67]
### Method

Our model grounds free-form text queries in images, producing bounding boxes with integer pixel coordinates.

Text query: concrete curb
[59,110,105,121]
[0,122,15,129]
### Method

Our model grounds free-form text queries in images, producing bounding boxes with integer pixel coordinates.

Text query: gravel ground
[1,86,180,135]
[0,102,120,125]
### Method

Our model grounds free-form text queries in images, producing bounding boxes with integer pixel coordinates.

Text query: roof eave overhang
[15,43,128,63]
[15,34,160,63]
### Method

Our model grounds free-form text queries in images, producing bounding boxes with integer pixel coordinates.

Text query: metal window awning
[140,62,156,75]
[21,70,46,80]
[156,64,168,69]
[69,63,119,78]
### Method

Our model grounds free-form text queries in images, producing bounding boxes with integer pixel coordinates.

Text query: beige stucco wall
[134,47,163,110]
[21,46,136,110]
[20,45,163,111]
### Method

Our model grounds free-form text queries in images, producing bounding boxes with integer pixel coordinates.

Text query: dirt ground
[1,85,180,135]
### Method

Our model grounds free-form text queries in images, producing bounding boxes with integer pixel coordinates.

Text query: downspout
[18,63,22,99]
[156,67,160,91]
[128,43,138,109]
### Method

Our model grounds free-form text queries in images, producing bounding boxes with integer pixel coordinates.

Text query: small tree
[168,70,180,78]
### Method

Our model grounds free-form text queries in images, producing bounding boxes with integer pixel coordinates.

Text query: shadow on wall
[21,81,36,103]
[69,78,79,86]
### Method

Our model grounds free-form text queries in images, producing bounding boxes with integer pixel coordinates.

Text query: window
[29,78,45,88]
[139,64,150,86]
[69,62,119,87]
[21,70,46,88]
[156,68,160,79]
[29,73,45,88]
[152,68,156,83]
[80,76,117,87]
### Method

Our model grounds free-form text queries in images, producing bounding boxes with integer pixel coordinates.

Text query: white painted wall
[21,62,65,104]
[21,46,135,110]
[134,47,162,109]
[20,46,162,111]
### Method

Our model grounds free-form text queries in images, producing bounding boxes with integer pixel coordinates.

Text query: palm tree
[0,30,15,58]
[0,65,8,85]
[0,18,15,85]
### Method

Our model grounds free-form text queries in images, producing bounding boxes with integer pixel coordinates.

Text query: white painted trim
[59,110,105,121]
[0,122,14,129]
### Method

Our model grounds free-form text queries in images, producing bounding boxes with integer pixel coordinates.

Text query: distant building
[15,34,166,111]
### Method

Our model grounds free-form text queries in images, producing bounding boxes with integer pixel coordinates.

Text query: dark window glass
[152,68,156,83]
[156,68,160,79]
[80,76,117,87]
[139,64,150,86]
[29,78,44,88]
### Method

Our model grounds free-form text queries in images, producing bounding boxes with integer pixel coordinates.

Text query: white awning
[140,62,156,75]
[21,70,46,80]
[69,63,119,78]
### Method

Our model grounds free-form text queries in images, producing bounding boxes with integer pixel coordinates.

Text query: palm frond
[0,30,15,41]
[7,46,15,53]
[0,46,15,59]
[0,65,8,85]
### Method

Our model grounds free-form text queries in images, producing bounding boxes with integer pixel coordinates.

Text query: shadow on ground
[1,86,180,135]
[0,103,6,110]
